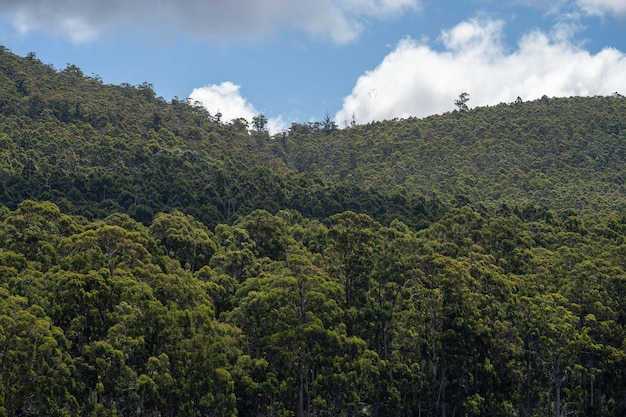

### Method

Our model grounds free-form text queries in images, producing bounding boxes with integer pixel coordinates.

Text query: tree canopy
[1,46,626,417]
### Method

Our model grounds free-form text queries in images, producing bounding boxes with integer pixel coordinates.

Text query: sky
[0,0,625,133]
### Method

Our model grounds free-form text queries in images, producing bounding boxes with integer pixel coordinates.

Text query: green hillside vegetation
[1,47,626,417]
[285,94,626,217]
[0,47,444,230]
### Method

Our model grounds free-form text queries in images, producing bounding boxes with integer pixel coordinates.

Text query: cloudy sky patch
[0,0,421,44]
[336,18,626,124]
[189,82,287,134]
[577,0,626,17]
[0,0,624,127]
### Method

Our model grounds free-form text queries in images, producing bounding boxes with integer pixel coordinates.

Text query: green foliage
[284,94,626,221]
[0,47,437,230]
[454,92,470,112]
[3,47,626,417]
[1,199,624,416]
[149,210,217,271]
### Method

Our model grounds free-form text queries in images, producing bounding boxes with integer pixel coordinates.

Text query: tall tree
[454,92,470,112]
[252,114,268,132]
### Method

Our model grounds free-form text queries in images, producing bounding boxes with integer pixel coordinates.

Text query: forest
[1,46,626,417]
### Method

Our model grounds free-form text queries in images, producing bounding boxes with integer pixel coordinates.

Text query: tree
[231,117,249,132]
[454,92,470,112]
[0,291,78,416]
[519,294,580,417]
[238,209,292,260]
[418,254,487,417]
[149,210,217,272]
[322,112,337,135]
[326,211,381,308]
[58,224,151,275]
[252,114,268,132]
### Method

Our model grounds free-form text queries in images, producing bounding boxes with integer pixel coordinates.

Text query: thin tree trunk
[555,379,561,417]
[438,354,446,417]
[298,359,305,417]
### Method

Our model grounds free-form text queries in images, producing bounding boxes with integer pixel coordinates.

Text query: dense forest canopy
[1,47,626,417]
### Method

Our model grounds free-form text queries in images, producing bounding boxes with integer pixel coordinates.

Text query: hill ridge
[2,46,626,227]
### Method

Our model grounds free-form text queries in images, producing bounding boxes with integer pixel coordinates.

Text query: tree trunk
[555,377,562,417]
[438,354,446,417]
[298,359,305,417]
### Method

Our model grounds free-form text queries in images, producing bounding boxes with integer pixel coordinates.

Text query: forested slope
[2,201,626,417]
[1,47,626,417]
[284,95,626,217]
[3,47,626,229]
[0,47,443,230]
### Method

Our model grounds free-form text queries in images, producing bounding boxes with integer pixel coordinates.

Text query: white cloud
[0,0,420,44]
[577,0,626,17]
[189,82,257,123]
[267,114,289,135]
[335,18,626,125]
[189,82,286,134]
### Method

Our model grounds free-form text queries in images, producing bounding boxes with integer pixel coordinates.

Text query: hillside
[284,95,626,217]
[2,47,626,228]
[1,47,626,417]
[0,47,444,230]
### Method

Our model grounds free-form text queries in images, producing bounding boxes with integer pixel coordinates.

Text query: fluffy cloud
[189,82,287,134]
[0,0,419,44]
[335,19,626,125]
[189,82,257,123]
[577,0,626,17]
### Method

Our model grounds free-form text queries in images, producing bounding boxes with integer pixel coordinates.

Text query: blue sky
[0,0,625,133]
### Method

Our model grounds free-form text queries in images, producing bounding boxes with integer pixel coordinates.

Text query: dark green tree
[454,92,470,112]
[252,114,268,132]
